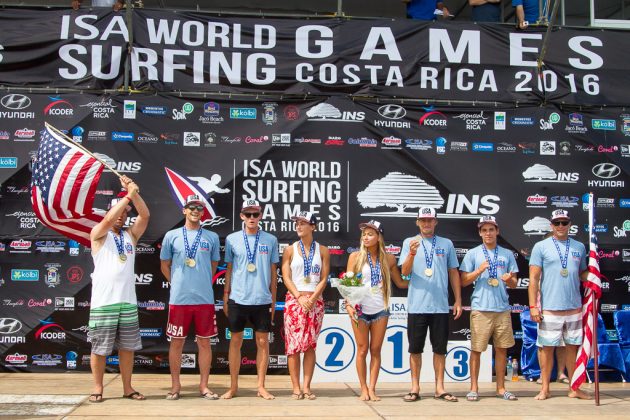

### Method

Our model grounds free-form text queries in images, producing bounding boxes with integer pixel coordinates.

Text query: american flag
[571,193,603,390]
[30,125,104,247]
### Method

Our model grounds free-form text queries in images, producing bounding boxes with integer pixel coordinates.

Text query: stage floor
[0,372,628,419]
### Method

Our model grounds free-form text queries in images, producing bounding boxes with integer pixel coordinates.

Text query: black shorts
[227,300,272,333]
[407,313,449,355]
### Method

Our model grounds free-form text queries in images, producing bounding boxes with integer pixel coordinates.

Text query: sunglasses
[186,205,204,211]
[243,212,260,218]
[552,220,570,226]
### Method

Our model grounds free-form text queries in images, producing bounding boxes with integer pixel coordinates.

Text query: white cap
[477,215,498,228]
[241,199,262,212]
[184,194,203,207]
[291,211,317,225]
[417,207,437,219]
[551,209,571,221]
[108,197,131,212]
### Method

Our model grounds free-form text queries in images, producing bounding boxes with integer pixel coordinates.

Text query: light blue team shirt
[398,235,459,314]
[160,227,221,305]
[529,237,587,311]
[459,245,519,312]
[224,230,279,306]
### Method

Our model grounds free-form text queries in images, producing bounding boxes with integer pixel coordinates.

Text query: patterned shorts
[283,293,324,356]
[88,303,142,356]
[537,312,582,347]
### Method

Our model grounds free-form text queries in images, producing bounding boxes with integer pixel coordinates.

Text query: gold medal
[118,254,127,263]
[303,276,311,284]
[488,278,499,287]
[560,268,569,277]
[371,286,380,295]
[185,258,196,268]
[247,263,256,272]
[424,268,433,277]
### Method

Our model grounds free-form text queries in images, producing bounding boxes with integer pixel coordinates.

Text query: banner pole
[589,192,600,406]
[45,122,124,178]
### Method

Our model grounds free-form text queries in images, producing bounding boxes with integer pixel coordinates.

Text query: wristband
[529,306,537,309]
[409,252,416,256]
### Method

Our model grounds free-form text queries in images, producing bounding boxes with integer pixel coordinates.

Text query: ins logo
[358,172,499,219]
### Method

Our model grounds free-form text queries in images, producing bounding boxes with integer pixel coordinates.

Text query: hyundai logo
[0,318,23,334]
[1,94,31,110]
[592,163,621,179]
[377,104,406,120]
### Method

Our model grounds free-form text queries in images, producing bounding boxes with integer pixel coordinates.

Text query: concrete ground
[0,373,629,419]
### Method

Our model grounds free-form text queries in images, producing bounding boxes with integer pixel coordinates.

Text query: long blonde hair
[353,230,391,309]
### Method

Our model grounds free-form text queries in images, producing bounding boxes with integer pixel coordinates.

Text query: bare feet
[359,391,370,401]
[257,388,275,400]
[568,389,592,400]
[368,390,381,402]
[221,389,237,399]
[534,391,551,400]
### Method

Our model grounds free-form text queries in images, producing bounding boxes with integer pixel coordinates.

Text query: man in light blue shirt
[160,194,221,401]
[528,209,590,400]
[460,216,518,402]
[221,199,279,400]
[399,207,462,402]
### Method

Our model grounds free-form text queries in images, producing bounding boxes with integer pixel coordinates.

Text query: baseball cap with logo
[359,220,384,234]
[184,194,203,207]
[477,215,499,228]
[291,211,317,225]
[241,199,262,212]
[551,209,571,221]
[417,207,437,219]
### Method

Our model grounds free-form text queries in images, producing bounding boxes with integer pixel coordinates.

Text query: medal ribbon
[552,237,570,271]
[481,244,499,279]
[111,230,125,257]
[243,229,261,266]
[367,252,382,287]
[421,235,437,272]
[183,226,203,261]
[299,240,316,278]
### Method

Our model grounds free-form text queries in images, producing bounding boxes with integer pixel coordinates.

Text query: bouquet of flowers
[331,271,368,326]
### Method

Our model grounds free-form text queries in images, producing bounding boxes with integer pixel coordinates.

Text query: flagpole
[45,122,124,178]
[589,192,600,406]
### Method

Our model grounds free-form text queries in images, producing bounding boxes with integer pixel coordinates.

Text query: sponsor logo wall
[1,7,630,374]
[1,93,628,373]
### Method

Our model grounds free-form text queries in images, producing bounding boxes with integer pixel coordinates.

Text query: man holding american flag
[87,175,150,403]
[528,209,591,401]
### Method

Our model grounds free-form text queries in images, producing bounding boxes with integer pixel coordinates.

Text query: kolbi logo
[592,119,616,130]
[11,269,39,281]
[230,107,257,119]
[0,157,17,168]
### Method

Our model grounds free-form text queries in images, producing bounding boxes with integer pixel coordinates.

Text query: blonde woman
[345,220,405,401]
[282,211,329,400]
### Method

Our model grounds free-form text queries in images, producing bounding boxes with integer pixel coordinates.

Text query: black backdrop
[0,8,629,373]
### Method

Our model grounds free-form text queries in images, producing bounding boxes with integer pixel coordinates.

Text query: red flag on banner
[164,167,217,222]
[571,194,603,391]
[30,125,104,247]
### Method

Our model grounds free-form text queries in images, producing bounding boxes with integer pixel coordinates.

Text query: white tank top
[90,230,137,308]
[289,241,322,292]
[359,260,385,315]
